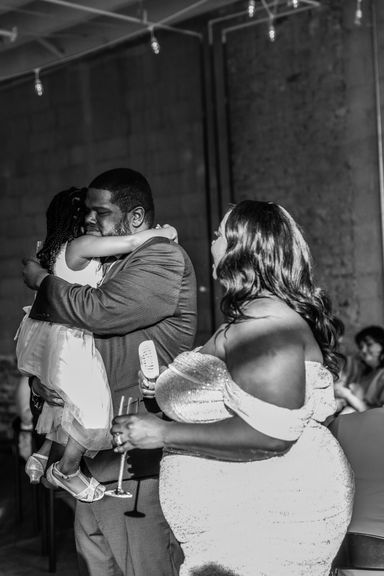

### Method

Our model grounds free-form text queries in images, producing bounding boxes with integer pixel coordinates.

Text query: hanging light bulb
[354,0,362,25]
[248,0,256,18]
[292,0,299,7]
[268,17,276,42]
[34,68,44,96]
[150,28,160,55]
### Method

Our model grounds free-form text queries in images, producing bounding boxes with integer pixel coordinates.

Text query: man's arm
[29,242,186,335]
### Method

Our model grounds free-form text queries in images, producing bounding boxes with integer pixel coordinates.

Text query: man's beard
[109,219,133,237]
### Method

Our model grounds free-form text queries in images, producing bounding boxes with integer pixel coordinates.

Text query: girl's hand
[111,413,169,451]
[155,224,178,243]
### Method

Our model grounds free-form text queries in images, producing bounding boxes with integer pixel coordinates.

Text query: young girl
[15,187,177,502]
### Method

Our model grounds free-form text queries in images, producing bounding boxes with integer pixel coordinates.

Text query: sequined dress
[156,351,354,576]
[15,244,113,454]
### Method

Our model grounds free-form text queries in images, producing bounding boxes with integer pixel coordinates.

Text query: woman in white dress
[16,187,176,501]
[112,200,354,576]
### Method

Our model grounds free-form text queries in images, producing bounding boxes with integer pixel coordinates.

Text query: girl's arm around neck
[66,226,177,266]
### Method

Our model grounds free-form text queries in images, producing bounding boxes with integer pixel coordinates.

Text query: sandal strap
[49,463,105,502]
[33,453,48,460]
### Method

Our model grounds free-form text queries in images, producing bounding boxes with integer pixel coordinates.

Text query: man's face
[84,188,132,237]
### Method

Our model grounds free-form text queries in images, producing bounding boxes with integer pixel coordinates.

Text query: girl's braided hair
[37,187,86,273]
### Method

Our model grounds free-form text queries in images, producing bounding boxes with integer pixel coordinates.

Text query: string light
[268,17,276,42]
[354,0,362,26]
[292,0,299,7]
[248,0,256,18]
[34,68,44,96]
[150,27,160,54]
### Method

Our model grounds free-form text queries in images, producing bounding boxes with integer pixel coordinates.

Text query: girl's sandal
[25,453,49,484]
[46,462,105,502]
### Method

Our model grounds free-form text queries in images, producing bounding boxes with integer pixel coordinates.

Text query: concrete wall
[1,0,384,436]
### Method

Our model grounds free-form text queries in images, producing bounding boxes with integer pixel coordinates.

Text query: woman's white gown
[156,350,354,576]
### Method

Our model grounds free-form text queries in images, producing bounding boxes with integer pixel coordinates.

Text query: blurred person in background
[334,325,384,414]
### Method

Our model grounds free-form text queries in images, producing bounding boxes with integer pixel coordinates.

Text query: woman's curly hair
[216,200,343,380]
[37,187,86,273]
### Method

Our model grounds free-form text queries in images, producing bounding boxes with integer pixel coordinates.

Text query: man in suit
[22,168,197,576]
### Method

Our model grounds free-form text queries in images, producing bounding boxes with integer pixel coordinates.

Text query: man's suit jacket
[30,237,197,482]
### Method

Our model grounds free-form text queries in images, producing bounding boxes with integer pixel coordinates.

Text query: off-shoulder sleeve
[223,362,336,441]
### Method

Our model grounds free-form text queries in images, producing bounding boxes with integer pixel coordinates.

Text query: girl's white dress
[155,350,355,576]
[15,244,113,454]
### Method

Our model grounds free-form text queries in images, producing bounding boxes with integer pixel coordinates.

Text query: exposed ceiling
[0,0,241,83]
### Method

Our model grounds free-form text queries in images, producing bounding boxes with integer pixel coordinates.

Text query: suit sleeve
[29,243,185,336]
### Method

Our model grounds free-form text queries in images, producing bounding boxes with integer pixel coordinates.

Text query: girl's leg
[36,437,53,457]
[49,437,104,501]
[57,436,85,475]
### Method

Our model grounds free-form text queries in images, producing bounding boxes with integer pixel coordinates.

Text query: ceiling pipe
[222,2,319,40]
[39,0,204,39]
[0,0,205,84]
[36,37,65,57]
[207,0,319,43]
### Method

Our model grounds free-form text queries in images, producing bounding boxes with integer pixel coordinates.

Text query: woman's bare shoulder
[230,299,322,363]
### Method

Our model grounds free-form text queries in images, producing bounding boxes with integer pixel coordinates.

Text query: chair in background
[331,532,384,573]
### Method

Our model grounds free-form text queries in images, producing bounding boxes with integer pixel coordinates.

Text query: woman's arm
[66,225,177,267]
[111,413,293,461]
[334,382,367,412]
[112,318,306,460]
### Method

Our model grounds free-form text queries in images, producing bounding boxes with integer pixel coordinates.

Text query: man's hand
[31,376,64,407]
[22,258,49,290]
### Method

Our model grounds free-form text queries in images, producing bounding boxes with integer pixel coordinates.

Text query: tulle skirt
[16,310,113,454]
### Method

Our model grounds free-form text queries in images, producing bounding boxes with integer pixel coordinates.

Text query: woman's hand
[138,365,168,399]
[138,369,156,399]
[111,413,169,452]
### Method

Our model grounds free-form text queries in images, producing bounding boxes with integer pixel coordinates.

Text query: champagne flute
[36,240,43,256]
[105,395,134,499]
